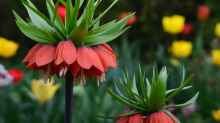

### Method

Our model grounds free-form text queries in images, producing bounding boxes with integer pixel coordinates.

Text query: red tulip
[182,23,193,35]
[8,69,24,84]
[57,5,66,22]
[118,12,137,26]
[146,112,175,123]
[197,5,210,22]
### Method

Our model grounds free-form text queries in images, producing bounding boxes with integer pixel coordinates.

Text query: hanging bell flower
[109,67,199,123]
[14,0,133,84]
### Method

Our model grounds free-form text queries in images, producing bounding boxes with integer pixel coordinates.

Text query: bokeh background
[1,0,220,122]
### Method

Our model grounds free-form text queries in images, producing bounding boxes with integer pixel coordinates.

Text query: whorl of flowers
[109,67,199,123]
[14,0,134,83]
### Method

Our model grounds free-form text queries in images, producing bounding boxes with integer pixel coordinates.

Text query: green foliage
[13,0,134,46]
[109,66,199,114]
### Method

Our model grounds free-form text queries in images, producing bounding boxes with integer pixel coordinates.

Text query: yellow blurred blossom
[215,23,220,38]
[162,15,185,34]
[31,78,60,104]
[0,37,19,58]
[211,49,220,66]
[213,109,220,121]
[169,40,192,58]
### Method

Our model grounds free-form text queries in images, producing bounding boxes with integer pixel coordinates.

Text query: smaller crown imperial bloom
[182,23,193,35]
[0,37,19,58]
[15,0,133,84]
[213,109,220,121]
[110,67,199,123]
[8,68,24,85]
[197,5,210,22]
[215,23,220,38]
[162,15,185,34]
[211,49,220,66]
[31,78,60,104]
[169,40,192,58]
[118,12,137,26]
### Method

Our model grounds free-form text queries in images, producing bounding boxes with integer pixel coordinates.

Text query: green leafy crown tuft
[13,0,134,46]
[108,66,199,114]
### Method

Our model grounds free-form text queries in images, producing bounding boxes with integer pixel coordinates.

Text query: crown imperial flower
[14,0,133,83]
[109,67,198,123]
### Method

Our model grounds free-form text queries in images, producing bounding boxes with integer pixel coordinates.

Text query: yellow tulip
[0,37,19,58]
[162,15,185,34]
[215,23,220,38]
[213,109,220,121]
[31,78,60,104]
[211,49,220,66]
[169,40,192,58]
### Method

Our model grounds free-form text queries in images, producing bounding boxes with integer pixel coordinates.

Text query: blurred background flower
[169,40,192,58]
[162,15,185,34]
[0,37,19,58]
[31,78,60,104]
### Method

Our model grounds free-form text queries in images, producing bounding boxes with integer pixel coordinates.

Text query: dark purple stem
[65,73,73,123]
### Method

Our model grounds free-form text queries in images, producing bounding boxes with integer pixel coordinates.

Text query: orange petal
[128,114,144,123]
[77,47,104,72]
[35,45,55,66]
[62,41,77,65]
[55,42,64,65]
[94,44,117,70]
[23,44,42,63]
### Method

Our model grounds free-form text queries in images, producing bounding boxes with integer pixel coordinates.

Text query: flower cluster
[0,37,19,58]
[23,42,117,83]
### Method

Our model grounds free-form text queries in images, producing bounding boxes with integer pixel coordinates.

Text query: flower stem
[65,72,74,123]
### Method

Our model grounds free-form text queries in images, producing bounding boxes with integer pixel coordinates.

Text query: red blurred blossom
[23,41,117,83]
[57,5,66,22]
[197,5,210,22]
[146,112,175,123]
[118,12,137,26]
[182,23,193,35]
[8,68,24,85]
